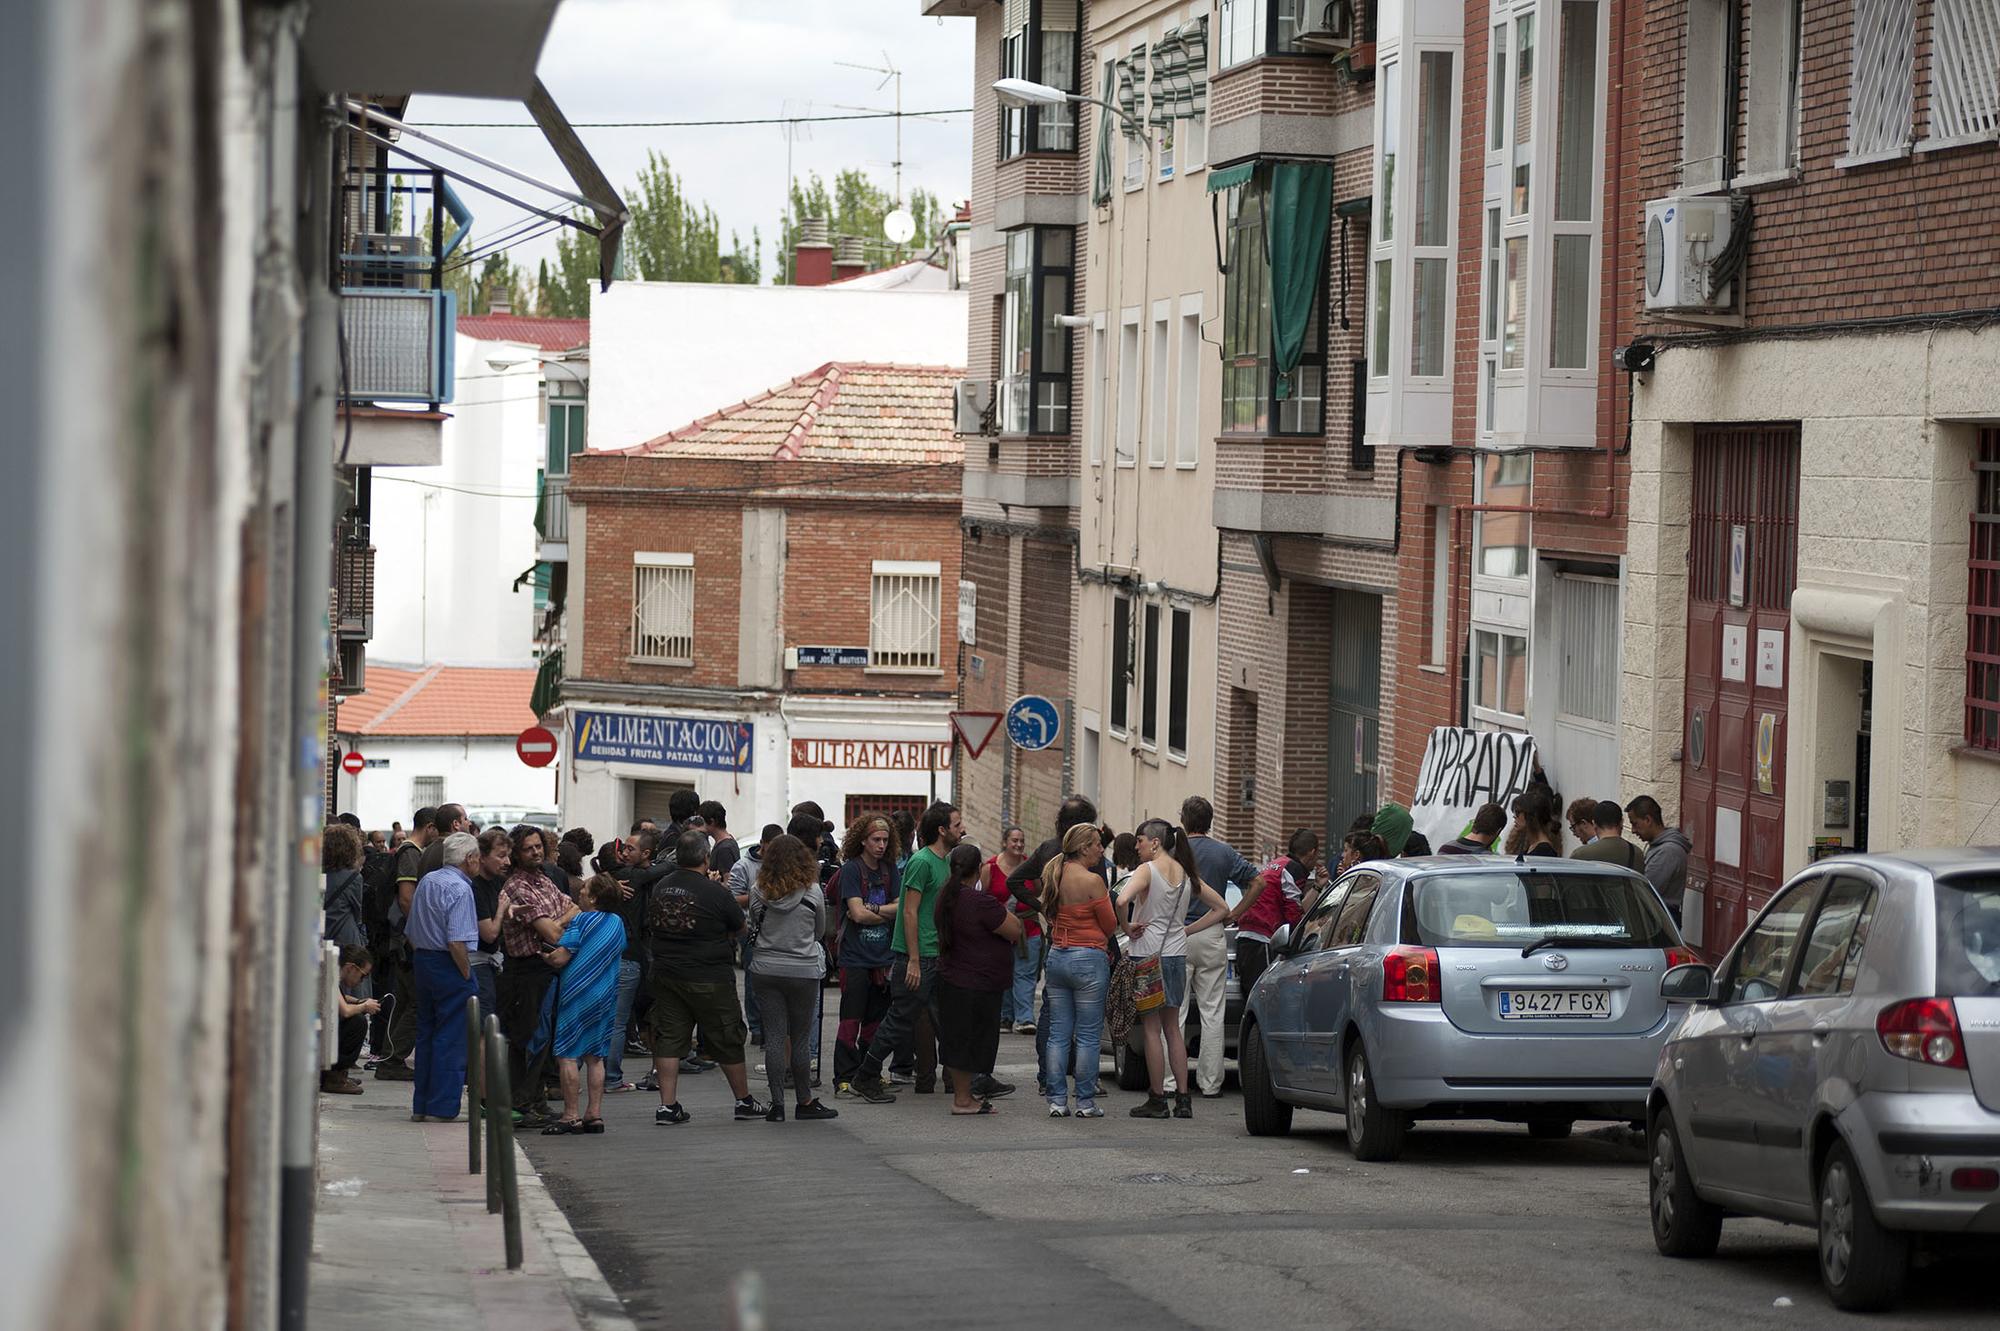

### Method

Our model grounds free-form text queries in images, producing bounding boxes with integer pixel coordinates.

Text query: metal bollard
[485,1023,524,1270]
[465,995,482,1176]
[484,1015,504,1213]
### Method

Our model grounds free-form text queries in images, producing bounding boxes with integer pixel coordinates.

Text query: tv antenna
[833,52,949,210]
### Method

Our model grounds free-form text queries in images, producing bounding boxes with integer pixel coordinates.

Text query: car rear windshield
[1935,878,2000,997]
[1403,871,1680,949]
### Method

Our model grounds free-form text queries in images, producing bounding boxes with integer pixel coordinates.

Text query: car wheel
[1818,1140,1908,1312]
[1648,1108,1722,1258]
[1343,1041,1407,1163]
[1239,1024,1291,1138]
[1527,1118,1574,1141]
[1114,1034,1150,1091]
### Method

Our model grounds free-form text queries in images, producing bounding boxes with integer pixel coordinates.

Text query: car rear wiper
[1520,935,1642,957]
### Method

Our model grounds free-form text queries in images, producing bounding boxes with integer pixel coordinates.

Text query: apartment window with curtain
[870,561,943,672]
[1110,594,1133,734]
[1219,0,1323,68]
[1226,167,1327,435]
[631,552,694,664]
[1140,601,1162,747]
[1000,0,1081,159]
[998,226,1074,435]
[1168,607,1191,757]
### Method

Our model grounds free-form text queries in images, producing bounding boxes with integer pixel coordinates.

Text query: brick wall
[1209,55,1367,130]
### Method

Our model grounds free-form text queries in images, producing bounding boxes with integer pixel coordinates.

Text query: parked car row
[1238,849,2000,1313]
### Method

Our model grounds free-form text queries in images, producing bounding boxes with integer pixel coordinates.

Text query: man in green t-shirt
[850,801,961,1102]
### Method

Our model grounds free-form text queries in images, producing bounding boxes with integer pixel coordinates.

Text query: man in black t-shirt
[373,805,442,1080]
[643,829,764,1124]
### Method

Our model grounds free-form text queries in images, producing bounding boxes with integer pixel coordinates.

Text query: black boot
[1129,1094,1170,1119]
[1173,1092,1193,1119]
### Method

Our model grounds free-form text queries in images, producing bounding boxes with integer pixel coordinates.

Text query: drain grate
[1124,1171,1257,1187]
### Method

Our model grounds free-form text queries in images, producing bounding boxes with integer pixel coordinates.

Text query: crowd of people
[319,776,1692,1127]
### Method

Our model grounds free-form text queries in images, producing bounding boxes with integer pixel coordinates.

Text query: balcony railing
[334,526,375,640]
[536,471,570,545]
[338,156,466,407]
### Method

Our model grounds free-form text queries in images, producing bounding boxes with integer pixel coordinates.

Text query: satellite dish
[883,208,916,245]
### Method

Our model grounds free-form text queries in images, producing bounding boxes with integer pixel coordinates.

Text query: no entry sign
[340,750,365,776]
[516,725,558,769]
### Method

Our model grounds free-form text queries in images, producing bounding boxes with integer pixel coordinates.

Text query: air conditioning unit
[1643,197,1737,314]
[954,378,993,435]
[353,233,422,289]
[1294,0,1357,52]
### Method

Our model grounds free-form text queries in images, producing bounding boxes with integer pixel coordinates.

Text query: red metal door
[1681,425,1800,960]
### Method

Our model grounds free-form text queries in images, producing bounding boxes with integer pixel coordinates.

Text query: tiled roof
[456,314,590,352]
[335,664,542,737]
[609,362,964,465]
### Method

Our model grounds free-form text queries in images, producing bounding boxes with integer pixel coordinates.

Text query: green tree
[623,150,760,285]
[775,170,946,283]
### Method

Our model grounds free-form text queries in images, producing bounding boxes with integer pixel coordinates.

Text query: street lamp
[992,77,1151,144]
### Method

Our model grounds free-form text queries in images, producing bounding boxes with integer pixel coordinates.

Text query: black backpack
[361,847,399,943]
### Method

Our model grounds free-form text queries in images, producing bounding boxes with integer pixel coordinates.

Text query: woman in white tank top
[1116,817,1229,1119]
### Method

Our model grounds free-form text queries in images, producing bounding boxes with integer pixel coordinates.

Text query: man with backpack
[369,804,437,1081]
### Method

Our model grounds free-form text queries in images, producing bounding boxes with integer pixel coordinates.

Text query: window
[1965,429,2000,749]
[631,552,694,663]
[1087,315,1106,465]
[1472,629,1528,721]
[1501,236,1527,370]
[1224,168,1326,434]
[1845,0,1915,161]
[1410,50,1455,378]
[1929,0,2000,144]
[1168,606,1191,756]
[1117,312,1140,465]
[1488,21,1508,151]
[1745,0,1803,171]
[1176,301,1201,467]
[411,775,445,808]
[1549,0,1598,371]
[1427,506,1450,666]
[1000,0,1081,159]
[1474,452,1532,577]
[1150,17,1211,182]
[1791,878,1879,998]
[1681,0,1731,186]
[1218,0,1319,68]
[546,387,585,476]
[1553,574,1619,725]
[1110,594,1132,733]
[1327,874,1381,948]
[869,560,942,672]
[1723,880,1816,1003]
[1140,602,1161,747]
[998,227,1074,435]
[1148,306,1170,465]
[1294,881,1351,952]
[1120,44,1149,189]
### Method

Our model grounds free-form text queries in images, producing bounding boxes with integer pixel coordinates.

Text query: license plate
[1497,988,1611,1019]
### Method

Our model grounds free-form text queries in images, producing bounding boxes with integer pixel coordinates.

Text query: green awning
[1269,161,1334,399]
[530,649,563,719]
[1205,161,1255,193]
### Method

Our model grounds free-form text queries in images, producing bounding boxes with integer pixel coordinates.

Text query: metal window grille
[412,776,445,808]
[870,565,941,671]
[631,557,694,663]
[1931,0,2000,141]
[1966,429,2000,749]
[1847,0,1915,156]
[1554,574,1619,724]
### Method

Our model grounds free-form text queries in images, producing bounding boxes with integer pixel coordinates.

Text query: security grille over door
[1555,573,1618,725]
[870,561,942,671]
[631,553,694,663]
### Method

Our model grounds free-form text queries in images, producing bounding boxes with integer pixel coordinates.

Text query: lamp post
[991,77,1152,145]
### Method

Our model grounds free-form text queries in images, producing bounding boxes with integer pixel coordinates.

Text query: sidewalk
[308,1087,634,1331]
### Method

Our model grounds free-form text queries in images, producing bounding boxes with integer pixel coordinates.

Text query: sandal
[581,1118,605,1134]
[541,1118,583,1135]
[950,1100,998,1116]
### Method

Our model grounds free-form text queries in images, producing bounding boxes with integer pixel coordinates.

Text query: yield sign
[948,711,1004,761]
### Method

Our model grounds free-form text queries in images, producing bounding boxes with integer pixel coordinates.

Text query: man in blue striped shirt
[406,832,481,1121]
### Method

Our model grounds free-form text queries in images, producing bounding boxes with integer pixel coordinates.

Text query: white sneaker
[1048,1102,1070,1118]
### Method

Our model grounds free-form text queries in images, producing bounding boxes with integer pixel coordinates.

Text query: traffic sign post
[1005,695,1061,751]
[340,750,365,776]
[948,711,1003,760]
[516,725,557,769]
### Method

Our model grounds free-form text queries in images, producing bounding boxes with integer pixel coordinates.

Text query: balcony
[536,470,569,558]
[334,525,375,641]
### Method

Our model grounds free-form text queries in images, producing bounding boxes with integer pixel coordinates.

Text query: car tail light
[1951,1168,1999,1192]
[1382,946,1440,1003]
[1663,946,1701,970]
[1876,997,1969,1070]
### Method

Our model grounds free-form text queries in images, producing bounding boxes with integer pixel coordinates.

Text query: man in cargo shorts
[645,828,767,1124]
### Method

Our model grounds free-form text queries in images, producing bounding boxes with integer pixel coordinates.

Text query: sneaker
[847,1075,897,1104]
[973,1076,1015,1101]
[683,1057,716,1074]
[625,1038,651,1057]
[1000,1020,1015,1034]
[320,1074,363,1095]
[654,1102,690,1126]
[764,1103,786,1123]
[636,1072,659,1093]
[795,1099,839,1121]
[884,1069,914,1087]
[1129,1095,1171,1119]
[733,1096,769,1120]
[1075,1103,1106,1119]
[1173,1093,1194,1120]
[603,1081,637,1094]
[1015,1021,1036,1036]
[1048,1102,1070,1118]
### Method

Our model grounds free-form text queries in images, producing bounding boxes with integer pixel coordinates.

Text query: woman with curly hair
[746,834,837,1122]
[321,822,367,950]
[831,815,901,1098]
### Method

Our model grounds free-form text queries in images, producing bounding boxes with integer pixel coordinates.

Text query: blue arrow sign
[1005,694,1062,751]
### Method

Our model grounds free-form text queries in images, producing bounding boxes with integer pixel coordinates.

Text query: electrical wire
[410,109,971,129]
[372,457,955,502]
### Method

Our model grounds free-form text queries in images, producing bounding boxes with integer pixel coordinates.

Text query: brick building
[1619,0,2000,951]
[557,362,965,835]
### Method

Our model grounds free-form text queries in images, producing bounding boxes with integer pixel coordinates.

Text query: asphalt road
[522,1013,1995,1331]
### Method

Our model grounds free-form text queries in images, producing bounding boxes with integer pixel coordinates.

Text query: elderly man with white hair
[405,830,482,1121]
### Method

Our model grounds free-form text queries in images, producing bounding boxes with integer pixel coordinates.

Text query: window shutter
[1931,0,2000,142]
[1847,0,1915,157]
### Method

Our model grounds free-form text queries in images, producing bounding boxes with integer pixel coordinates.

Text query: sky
[405,0,975,286]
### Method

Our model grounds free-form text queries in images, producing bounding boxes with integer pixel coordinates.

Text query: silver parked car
[1647,850,2000,1311]
[1240,856,1696,1161]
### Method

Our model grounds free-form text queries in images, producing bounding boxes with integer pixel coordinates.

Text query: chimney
[832,235,868,282]
[487,283,511,316]
[793,216,833,286]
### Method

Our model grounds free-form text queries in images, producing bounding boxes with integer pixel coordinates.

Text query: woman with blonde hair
[747,834,837,1122]
[1118,819,1230,1120]
[1037,822,1118,1118]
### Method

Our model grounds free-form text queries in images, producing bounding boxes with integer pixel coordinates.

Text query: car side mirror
[1269,923,1292,954]
[1660,962,1715,1004]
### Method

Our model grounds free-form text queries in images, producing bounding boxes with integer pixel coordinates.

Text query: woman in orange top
[1036,824,1118,1118]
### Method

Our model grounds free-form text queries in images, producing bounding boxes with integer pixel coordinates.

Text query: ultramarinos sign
[572,710,753,773]
[789,739,951,771]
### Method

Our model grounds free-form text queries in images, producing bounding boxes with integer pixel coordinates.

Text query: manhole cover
[1124,1171,1257,1187]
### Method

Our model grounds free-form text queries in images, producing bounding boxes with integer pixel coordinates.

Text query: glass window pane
[1724,881,1816,1003]
[1549,233,1592,370]
[1476,631,1499,708]
[1512,14,1536,214]
[1489,23,1508,150]
[1411,258,1448,376]
[1371,259,1393,376]
[1792,880,1877,998]
[1554,1,1599,222]
[1415,52,1455,247]
[1040,226,1072,270]
[1038,30,1077,150]
[1378,60,1400,243]
[1483,207,1501,342]
[1502,236,1527,369]
[1278,363,1322,434]
[1500,633,1528,715]
[1040,273,1071,370]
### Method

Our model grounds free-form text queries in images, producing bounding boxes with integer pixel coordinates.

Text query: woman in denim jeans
[1037,824,1118,1118]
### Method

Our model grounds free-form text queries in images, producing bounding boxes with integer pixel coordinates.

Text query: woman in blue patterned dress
[545,874,627,1134]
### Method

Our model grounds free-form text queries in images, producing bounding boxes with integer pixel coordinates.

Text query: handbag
[1106,955,1138,1047]
[1131,953,1166,1013]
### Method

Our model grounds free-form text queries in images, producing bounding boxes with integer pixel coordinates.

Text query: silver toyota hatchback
[1647,851,2000,1311]
[1240,856,1696,1161]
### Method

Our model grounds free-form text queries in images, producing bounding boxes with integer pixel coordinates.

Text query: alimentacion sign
[572,710,754,773]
